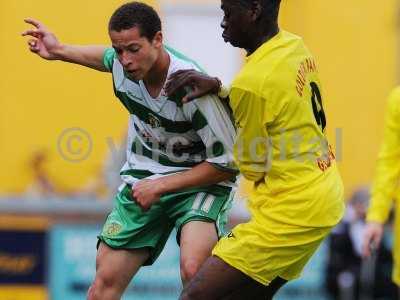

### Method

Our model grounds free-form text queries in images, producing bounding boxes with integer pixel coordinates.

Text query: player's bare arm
[132,162,235,211]
[22,18,108,72]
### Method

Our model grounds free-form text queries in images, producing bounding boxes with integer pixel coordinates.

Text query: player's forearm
[52,44,108,72]
[367,165,398,223]
[157,162,235,194]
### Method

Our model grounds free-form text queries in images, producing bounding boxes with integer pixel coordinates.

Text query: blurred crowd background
[1,0,399,299]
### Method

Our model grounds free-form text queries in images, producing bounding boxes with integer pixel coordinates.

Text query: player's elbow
[207,162,239,182]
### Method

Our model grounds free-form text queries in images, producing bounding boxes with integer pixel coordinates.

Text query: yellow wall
[0,0,154,194]
[1,0,399,197]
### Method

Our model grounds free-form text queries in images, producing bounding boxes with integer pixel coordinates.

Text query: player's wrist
[218,85,230,99]
[155,177,169,195]
[366,219,385,226]
[50,44,67,60]
[211,77,230,99]
[210,77,221,95]
[368,221,384,229]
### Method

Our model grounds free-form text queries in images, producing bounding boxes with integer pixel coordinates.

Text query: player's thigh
[170,188,233,240]
[222,276,287,300]
[180,255,256,300]
[180,220,218,274]
[95,241,149,290]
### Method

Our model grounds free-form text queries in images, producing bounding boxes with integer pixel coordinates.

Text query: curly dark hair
[109,2,162,41]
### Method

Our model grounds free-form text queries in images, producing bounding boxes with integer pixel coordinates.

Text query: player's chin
[228,40,242,48]
[128,72,143,81]
[222,33,235,46]
[223,36,241,48]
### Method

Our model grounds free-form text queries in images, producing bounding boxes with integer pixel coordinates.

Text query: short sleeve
[103,48,116,72]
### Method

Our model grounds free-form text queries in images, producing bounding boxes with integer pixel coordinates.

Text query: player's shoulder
[164,45,218,105]
[280,30,304,44]
[388,86,400,103]
[263,32,318,96]
[386,86,400,115]
[164,45,205,73]
[232,31,308,91]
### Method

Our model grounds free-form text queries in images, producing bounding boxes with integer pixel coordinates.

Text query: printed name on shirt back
[317,145,336,172]
[296,57,318,97]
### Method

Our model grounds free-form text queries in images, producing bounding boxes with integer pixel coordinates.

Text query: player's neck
[143,49,170,98]
[246,25,279,55]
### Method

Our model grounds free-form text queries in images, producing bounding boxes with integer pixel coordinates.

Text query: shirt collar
[245,30,283,63]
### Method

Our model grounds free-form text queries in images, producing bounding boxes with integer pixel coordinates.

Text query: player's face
[109,26,162,81]
[220,0,253,49]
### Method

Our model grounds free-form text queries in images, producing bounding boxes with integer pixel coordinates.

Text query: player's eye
[128,47,140,54]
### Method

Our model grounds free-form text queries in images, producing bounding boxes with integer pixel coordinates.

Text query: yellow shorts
[212,218,333,286]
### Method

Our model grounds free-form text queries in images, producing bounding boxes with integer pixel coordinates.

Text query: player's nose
[221,18,227,29]
[119,51,132,68]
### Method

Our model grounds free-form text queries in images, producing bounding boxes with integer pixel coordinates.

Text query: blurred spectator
[325,187,397,299]
[78,136,126,200]
[25,149,58,198]
[24,143,126,200]
[103,135,127,196]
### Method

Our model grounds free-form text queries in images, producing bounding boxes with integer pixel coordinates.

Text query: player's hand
[362,221,384,258]
[21,18,62,60]
[165,69,220,103]
[131,179,165,211]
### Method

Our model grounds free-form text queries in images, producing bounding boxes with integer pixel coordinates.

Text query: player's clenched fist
[21,18,62,60]
[131,179,165,211]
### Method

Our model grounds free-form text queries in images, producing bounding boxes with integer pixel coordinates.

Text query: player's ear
[250,0,262,21]
[152,31,163,48]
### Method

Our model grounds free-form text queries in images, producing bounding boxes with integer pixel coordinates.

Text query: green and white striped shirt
[103,46,237,187]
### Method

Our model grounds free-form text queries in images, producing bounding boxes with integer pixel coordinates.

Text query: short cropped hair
[234,0,281,22]
[109,2,162,41]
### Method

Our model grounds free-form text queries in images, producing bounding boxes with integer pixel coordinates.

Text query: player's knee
[87,272,120,300]
[180,285,205,300]
[87,284,99,300]
[180,258,202,282]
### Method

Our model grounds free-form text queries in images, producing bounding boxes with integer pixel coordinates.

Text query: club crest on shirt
[148,113,161,128]
[103,221,122,236]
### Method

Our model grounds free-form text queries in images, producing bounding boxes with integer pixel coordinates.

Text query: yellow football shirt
[229,30,344,228]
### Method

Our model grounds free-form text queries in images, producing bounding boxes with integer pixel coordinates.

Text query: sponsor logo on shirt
[148,113,162,128]
[227,232,235,239]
